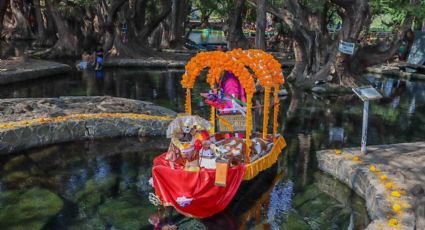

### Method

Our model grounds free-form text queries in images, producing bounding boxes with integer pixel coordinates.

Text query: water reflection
[0,135,369,229]
[0,69,424,229]
[2,69,423,143]
[0,69,187,112]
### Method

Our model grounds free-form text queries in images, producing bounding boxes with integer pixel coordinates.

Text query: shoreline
[0,59,71,85]
[317,143,425,229]
[0,96,176,155]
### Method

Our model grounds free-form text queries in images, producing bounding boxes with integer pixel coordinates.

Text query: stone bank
[0,96,176,155]
[317,143,425,230]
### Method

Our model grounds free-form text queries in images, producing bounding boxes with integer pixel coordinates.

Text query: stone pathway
[0,58,71,84]
[317,142,425,230]
[367,63,425,81]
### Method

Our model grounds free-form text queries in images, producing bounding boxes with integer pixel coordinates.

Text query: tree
[255,0,266,50]
[0,0,9,37]
[9,0,34,39]
[192,0,224,28]
[32,0,45,40]
[103,0,172,57]
[248,0,424,88]
[45,0,79,57]
[169,0,190,46]
[227,0,249,50]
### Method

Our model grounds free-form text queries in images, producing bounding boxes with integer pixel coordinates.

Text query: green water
[1,69,424,229]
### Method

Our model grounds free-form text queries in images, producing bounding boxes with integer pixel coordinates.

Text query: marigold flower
[393,203,401,212]
[388,218,398,226]
[391,191,401,198]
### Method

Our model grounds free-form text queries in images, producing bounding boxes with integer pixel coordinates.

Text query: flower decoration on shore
[352,155,361,162]
[393,203,401,212]
[391,191,401,198]
[0,113,174,130]
[388,218,398,226]
[336,150,411,228]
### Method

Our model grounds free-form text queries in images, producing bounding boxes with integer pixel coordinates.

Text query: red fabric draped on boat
[152,153,245,218]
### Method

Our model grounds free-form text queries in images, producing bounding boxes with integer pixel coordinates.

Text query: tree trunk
[227,0,249,50]
[160,21,171,48]
[255,0,266,50]
[45,0,79,57]
[105,0,172,58]
[9,0,33,39]
[32,0,48,45]
[0,0,9,36]
[168,0,189,48]
[249,0,414,88]
[150,23,163,49]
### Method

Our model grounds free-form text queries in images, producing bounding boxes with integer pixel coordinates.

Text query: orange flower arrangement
[228,49,284,87]
[181,49,285,94]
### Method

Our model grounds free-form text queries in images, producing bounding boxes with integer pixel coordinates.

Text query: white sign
[339,40,356,55]
[352,86,383,102]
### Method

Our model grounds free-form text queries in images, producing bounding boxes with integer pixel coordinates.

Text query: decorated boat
[150,49,287,218]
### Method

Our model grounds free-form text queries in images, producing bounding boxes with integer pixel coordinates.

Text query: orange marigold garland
[181,51,256,94]
[228,49,284,87]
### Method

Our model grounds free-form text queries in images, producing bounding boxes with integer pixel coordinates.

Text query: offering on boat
[150,49,287,218]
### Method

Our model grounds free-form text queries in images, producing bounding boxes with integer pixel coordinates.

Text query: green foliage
[192,0,233,21]
[370,0,425,31]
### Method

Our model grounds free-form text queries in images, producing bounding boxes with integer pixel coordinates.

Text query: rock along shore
[317,143,425,230]
[0,96,177,155]
[0,59,71,85]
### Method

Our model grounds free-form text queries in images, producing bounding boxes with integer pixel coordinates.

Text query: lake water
[1,68,424,229]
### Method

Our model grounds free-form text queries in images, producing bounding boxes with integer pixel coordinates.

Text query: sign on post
[352,86,382,155]
[339,40,356,55]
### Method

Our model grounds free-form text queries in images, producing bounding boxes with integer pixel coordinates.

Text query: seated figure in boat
[219,71,246,113]
[202,72,246,113]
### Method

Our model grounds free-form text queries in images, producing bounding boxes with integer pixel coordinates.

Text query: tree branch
[330,0,355,8]
[140,0,171,40]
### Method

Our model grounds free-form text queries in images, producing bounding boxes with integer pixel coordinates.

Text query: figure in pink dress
[220,72,246,110]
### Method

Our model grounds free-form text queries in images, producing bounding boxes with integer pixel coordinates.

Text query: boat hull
[152,136,287,218]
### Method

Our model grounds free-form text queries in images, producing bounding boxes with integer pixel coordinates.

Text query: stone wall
[317,149,416,230]
[0,96,176,155]
[0,118,170,155]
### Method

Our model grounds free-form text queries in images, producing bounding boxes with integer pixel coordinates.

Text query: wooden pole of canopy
[185,88,192,114]
[272,85,280,142]
[262,87,271,139]
[245,93,253,163]
[210,106,215,134]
